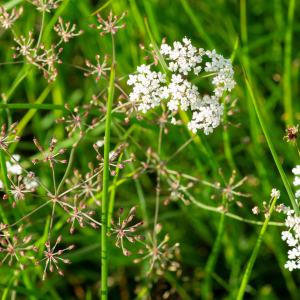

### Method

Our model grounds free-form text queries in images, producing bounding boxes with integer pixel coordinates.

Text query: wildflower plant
[1,1,298,300]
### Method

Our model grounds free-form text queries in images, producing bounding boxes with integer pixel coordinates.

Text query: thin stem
[153,126,163,247]
[98,101,142,124]
[36,10,45,49]
[60,62,91,73]
[202,194,227,299]
[162,134,196,166]
[0,61,28,66]
[101,63,115,300]
[3,199,54,230]
[236,196,278,300]
[58,168,103,198]
[48,200,56,244]
[56,144,77,196]
[107,153,122,226]
[52,166,57,196]
[191,72,217,83]
[180,183,283,227]
[165,169,218,189]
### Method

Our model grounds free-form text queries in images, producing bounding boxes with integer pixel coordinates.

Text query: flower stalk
[101,63,115,300]
[236,195,278,300]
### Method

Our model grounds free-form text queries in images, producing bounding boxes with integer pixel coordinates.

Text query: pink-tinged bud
[12,202,16,208]
[59,149,66,154]
[133,259,141,264]
[139,44,144,49]
[50,264,54,272]
[32,159,39,164]
[68,245,75,250]
[57,236,62,243]
[70,226,74,234]
[58,269,64,276]
[121,23,126,28]
[123,248,129,256]
[115,241,120,247]
[139,249,144,254]
[19,263,25,270]
[63,259,71,264]
[100,31,105,36]
[106,232,111,236]
[1,124,6,131]
[116,164,125,169]
[61,160,68,163]
[127,215,134,223]
[90,222,98,229]
[43,272,47,280]
[110,170,117,176]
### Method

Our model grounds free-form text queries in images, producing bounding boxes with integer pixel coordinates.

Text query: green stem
[107,153,122,226]
[202,194,227,299]
[236,196,278,300]
[153,126,163,247]
[101,63,115,300]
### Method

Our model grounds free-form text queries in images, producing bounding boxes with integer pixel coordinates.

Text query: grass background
[0,0,300,299]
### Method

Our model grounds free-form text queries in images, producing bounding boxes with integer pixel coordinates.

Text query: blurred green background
[0,0,300,299]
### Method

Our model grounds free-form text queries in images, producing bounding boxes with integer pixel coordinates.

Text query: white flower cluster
[281,167,300,271]
[127,37,236,135]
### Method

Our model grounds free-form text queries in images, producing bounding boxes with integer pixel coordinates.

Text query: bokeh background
[0,0,300,299]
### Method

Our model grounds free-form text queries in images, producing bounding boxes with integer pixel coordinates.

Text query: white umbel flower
[127,37,236,135]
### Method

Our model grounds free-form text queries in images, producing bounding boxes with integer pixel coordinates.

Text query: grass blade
[144,16,168,73]
[236,196,278,300]
[244,71,299,215]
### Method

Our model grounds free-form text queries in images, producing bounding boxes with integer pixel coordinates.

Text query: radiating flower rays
[211,168,251,212]
[133,224,180,276]
[64,194,97,234]
[0,6,23,30]
[34,236,74,280]
[0,122,20,150]
[55,104,95,138]
[0,224,35,270]
[108,206,145,256]
[32,137,67,166]
[2,174,37,208]
[89,10,127,36]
